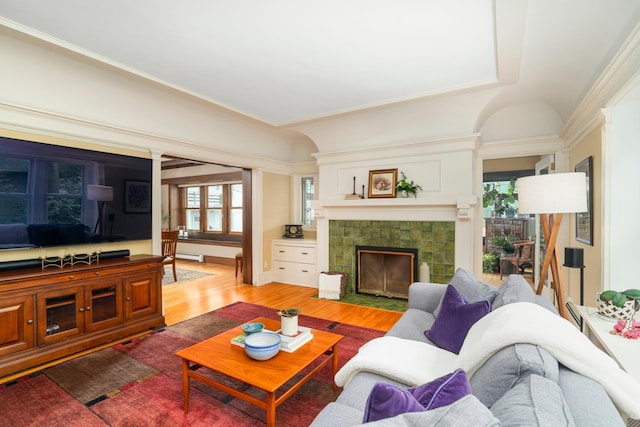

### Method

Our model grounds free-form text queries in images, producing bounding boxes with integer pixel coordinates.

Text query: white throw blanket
[335,302,640,418]
[334,336,457,387]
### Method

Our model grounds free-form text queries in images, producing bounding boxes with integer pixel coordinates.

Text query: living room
[2,2,640,424]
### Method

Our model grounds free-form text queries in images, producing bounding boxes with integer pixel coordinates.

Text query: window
[229,183,243,232]
[300,176,315,227]
[182,182,242,235]
[185,186,201,230]
[482,170,533,218]
[206,185,222,231]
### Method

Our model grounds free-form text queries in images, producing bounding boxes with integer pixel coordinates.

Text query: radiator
[175,253,204,262]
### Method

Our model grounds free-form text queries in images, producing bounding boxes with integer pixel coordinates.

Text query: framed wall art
[368,169,397,198]
[124,180,151,213]
[575,156,593,245]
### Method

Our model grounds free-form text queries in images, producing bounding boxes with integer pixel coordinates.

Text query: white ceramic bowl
[244,332,281,361]
[242,322,265,335]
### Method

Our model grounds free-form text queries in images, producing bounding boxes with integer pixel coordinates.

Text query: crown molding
[0,101,297,173]
[476,135,565,159]
[562,20,640,146]
[312,134,480,165]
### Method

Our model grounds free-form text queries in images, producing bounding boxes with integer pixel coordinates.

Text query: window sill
[177,237,241,247]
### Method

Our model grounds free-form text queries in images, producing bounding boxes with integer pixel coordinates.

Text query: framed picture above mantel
[575,156,593,245]
[368,169,397,199]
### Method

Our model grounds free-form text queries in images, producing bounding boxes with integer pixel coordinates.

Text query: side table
[576,305,640,381]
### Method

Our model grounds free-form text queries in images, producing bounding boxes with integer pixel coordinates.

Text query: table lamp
[87,184,114,238]
[517,173,587,319]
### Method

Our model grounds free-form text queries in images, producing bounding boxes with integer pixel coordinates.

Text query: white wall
[602,83,640,291]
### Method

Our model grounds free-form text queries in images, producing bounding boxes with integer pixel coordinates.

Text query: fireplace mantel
[313,195,477,210]
[313,195,477,221]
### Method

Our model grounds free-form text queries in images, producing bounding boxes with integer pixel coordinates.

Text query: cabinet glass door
[37,286,83,344]
[86,280,123,331]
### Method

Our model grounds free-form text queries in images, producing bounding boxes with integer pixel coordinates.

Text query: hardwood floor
[480,271,535,288]
[164,260,402,332]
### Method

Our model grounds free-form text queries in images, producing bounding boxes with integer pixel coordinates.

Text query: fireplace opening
[356,246,418,299]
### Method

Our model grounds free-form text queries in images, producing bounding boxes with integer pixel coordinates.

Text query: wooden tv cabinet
[0,254,166,379]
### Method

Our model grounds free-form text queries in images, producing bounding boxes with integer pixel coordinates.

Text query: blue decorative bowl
[244,332,281,361]
[242,322,265,335]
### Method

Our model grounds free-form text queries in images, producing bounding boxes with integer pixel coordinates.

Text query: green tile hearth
[329,220,455,294]
[338,293,408,312]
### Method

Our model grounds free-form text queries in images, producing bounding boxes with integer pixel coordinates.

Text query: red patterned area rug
[0,302,384,426]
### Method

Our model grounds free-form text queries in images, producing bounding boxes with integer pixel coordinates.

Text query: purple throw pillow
[363,369,472,423]
[409,369,471,410]
[363,382,424,423]
[424,285,490,354]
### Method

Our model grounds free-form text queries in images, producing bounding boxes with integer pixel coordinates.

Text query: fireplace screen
[356,246,418,299]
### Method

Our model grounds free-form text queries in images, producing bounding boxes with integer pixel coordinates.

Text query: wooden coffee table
[176,317,343,426]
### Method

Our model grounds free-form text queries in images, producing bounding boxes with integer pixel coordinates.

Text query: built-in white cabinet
[271,239,317,288]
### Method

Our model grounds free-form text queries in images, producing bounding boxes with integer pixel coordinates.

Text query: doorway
[481,157,538,286]
[160,156,252,284]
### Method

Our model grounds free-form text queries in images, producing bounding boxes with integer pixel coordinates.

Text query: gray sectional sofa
[311,270,626,426]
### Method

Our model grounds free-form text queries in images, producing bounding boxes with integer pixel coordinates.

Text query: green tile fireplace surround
[328,220,455,294]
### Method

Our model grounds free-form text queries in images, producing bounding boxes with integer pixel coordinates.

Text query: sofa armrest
[408,282,447,313]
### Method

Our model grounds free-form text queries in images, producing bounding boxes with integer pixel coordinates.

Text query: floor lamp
[516,173,587,319]
[87,184,114,239]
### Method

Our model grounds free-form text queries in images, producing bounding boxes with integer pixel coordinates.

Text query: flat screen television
[0,136,152,251]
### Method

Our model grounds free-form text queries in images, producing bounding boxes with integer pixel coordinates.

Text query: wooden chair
[161,230,179,282]
[500,240,534,279]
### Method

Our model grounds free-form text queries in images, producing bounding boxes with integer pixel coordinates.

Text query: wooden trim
[161,171,242,186]
[242,169,252,284]
[178,238,241,247]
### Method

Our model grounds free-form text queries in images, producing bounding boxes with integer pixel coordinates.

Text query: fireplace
[356,246,418,299]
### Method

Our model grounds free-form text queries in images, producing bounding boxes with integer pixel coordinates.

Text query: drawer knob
[86,306,91,311]
[302,270,309,273]
[95,272,100,276]
[279,267,285,270]
[69,275,75,280]
[79,307,84,312]
[126,297,131,301]
[279,250,285,253]
[301,252,308,255]
[27,319,33,325]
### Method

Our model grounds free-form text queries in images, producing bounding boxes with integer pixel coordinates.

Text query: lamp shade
[87,185,114,202]
[516,172,587,214]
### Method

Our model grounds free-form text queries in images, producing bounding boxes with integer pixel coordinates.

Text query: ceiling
[1,0,639,150]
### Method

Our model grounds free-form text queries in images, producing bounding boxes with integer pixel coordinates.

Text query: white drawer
[273,245,316,264]
[273,261,317,287]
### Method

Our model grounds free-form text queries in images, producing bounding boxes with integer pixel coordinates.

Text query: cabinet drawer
[273,245,316,263]
[273,261,317,287]
[88,262,159,278]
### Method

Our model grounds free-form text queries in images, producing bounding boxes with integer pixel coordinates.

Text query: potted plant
[491,234,517,254]
[482,252,500,273]
[597,289,640,320]
[395,171,423,198]
[277,307,301,336]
